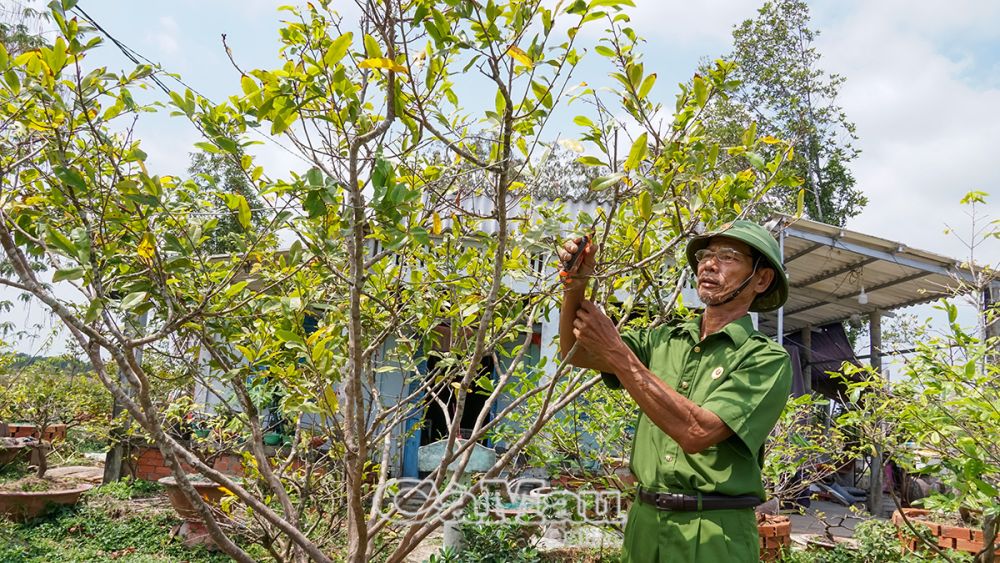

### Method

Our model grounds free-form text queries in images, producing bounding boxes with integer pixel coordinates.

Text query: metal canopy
[757,214,993,336]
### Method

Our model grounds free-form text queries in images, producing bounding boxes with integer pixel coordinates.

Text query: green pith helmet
[685,220,789,312]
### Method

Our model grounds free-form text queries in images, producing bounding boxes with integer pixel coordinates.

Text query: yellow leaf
[761,135,782,144]
[506,45,533,68]
[358,58,408,73]
[432,212,442,235]
[137,232,156,264]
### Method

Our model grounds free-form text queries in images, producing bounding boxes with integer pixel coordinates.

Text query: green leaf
[84,299,103,323]
[741,122,758,147]
[577,156,604,167]
[324,32,353,66]
[0,43,8,69]
[746,152,765,169]
[223,193,252,230]
[46,228,77,257]
[637,191,652,220]
[573,115,594,128]
[623,132,648,171]
[693,75,708,107]
[55,166,87,191]
[53,267,85,282]
[590,172,624,191]
[120,291,148,311]
[240,75,258,96]
[224,281,248,299]
[637,72,656,99]
[193,141,220,154]
[276,329,303,344]
[594,45,615,58]
[363,34,382,58]
[216,137,238,155]
[4,69,20,93]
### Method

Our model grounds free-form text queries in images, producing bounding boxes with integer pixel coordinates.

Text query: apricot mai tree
[0,0,794,560]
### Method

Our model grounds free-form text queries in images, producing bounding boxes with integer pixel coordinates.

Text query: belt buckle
[656,493,682,510]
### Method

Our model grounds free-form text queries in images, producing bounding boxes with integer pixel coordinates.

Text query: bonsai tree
[0,362,110,477]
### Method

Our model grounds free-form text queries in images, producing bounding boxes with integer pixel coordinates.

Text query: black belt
[637,487,761,511]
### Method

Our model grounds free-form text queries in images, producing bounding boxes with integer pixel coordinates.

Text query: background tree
[701,0,866,226]
[0,1,48,57]
[187,150,270,254]
[0,355,111,478]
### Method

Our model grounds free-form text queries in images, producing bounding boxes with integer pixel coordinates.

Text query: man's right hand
[558,235,596,288]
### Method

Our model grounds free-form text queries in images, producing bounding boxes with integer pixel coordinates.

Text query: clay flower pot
[893,507,1000,556]
[0,483,93,521]
[159,476,231,548]
[758,514,791,562]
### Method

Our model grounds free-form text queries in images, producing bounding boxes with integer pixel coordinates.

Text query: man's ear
[753,267,775,295]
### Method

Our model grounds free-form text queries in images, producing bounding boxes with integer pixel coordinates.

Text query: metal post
[867,309,884,516]
[800,326,812,395]
[777,228,785,345]
[985,283,999,358]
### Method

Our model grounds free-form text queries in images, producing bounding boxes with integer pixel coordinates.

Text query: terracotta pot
[758,514,791,562]
[0,483,93,521]
[158,476,228,522]
[893,507,1000,556]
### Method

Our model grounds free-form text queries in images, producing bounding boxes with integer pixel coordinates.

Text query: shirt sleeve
[601,328,651,390]
[699,342,792,457]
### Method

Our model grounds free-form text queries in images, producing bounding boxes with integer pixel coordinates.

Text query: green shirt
[604,314,791,500]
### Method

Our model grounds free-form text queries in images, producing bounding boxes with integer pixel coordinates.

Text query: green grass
[0,459,30,484]
[0,479,262,562]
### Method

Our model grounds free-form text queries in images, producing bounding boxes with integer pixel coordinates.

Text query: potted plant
[874,307,1000,560]
[0,362,109,519]
[892,507,1000,557]
[159,474,233,548]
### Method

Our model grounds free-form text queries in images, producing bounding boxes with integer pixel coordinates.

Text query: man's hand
[571,300,628,369]
[558,235,596,289]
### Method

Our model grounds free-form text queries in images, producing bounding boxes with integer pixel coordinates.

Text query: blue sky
[6,0,998,359]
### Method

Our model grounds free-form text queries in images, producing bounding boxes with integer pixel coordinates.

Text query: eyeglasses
[694,247,749,265]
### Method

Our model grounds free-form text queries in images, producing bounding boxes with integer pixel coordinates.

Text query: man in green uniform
[558,221,792,562]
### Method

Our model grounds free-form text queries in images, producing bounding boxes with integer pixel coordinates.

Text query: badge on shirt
[711,366,724,379]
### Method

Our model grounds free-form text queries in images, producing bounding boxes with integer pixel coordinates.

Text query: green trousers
[621,498,760,562]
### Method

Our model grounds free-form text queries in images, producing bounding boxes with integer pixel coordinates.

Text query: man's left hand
[572,300,628,368]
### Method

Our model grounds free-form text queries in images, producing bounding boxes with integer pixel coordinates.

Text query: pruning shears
[559,231,595,282]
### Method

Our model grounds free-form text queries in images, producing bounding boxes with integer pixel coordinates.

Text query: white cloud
[813,1,1000,265]
[621,0,760,44]
[148,15,179,55]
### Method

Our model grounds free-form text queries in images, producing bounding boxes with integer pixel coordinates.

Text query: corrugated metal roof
[758,214,996,336]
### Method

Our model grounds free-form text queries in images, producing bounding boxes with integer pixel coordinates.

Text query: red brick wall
[128,446,245,481]
[4,423,67,442]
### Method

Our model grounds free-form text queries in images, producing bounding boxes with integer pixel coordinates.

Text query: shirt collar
[679,314,755,347]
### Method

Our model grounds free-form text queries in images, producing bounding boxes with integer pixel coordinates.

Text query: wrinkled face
[695,237,761,307]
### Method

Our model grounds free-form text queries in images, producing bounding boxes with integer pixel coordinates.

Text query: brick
[937,537,956,550]
[940,525,972,541]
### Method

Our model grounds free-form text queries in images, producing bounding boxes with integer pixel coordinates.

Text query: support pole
[800,326,812,395]
[866,309,884,516]
[985,283,999,355]
[777,228,785,345]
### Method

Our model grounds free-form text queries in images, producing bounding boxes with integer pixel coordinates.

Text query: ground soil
[0,474,87,493]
